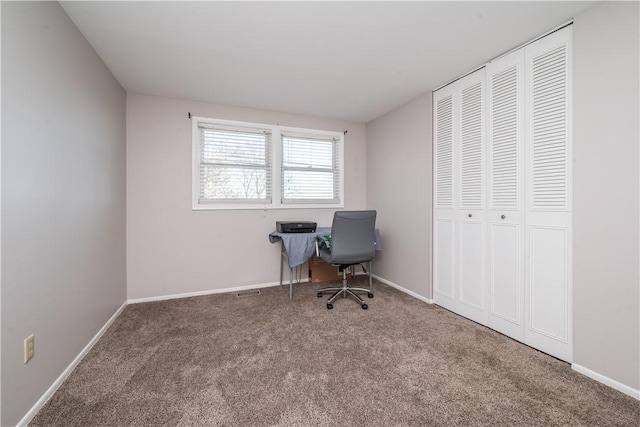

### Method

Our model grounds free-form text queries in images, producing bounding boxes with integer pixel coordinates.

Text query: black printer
[276,221,317,233]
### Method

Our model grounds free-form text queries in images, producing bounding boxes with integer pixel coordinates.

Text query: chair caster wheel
[327,303,333,310]
[368,293,374,298]
[361,304,368,310]
[317,293,322,298]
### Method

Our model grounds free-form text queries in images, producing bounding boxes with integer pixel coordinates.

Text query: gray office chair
[316,210,377,310]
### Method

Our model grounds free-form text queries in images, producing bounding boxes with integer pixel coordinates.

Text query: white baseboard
[129,275,433,306]
[17,301,128,427]
[373,273,639,401]
[372,274,434,304]
[127,280,302,304]
[374,276,640,401]
[571,363,640,400]
[18,279,310,424]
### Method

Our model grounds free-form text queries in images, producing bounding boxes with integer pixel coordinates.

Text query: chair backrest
[328,210,377,265]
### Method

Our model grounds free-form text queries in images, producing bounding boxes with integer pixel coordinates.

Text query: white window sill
[192,203,344,211]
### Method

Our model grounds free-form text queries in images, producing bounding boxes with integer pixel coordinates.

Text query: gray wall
[126,93,366,300]
[573,1,640,391]
[1,2,127,425]
[365,93,433,298]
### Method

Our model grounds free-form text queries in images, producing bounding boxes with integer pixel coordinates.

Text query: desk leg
[280,242,294,299]
[289,266,293,299]
[280,251,284,288]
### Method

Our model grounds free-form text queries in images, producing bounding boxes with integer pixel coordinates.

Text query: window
[192,117,344,210]
[282,133,339,204]
[197,124,271,204]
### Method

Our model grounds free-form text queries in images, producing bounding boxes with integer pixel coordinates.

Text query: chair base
[317,263,373,310]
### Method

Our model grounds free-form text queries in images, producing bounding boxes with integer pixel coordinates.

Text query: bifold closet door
[433,68,486,318]
[433,25,573,363]
[433,85,456,313]
[524,27,573,362]
[486,49,526,342]
[455,70,487,325]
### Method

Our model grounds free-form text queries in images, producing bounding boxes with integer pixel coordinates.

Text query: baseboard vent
[236,290,262,297]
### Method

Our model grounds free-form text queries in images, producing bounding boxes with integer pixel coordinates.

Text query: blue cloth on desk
[269,227,331,268]
[269,227,381,268]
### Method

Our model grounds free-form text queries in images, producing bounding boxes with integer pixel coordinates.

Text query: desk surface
[269,227,381,268]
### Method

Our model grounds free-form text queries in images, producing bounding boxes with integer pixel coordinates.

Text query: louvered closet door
[524,26,573,362]
[433,85,456,312]
[455,69,487,324]
[486,49,526,342]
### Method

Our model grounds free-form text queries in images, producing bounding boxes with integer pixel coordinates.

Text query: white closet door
[524,26,573,362]
[433,85,456,312]
[486,49,526,341]
[456,69,487,324]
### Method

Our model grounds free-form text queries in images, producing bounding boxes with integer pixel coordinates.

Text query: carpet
[31,278,639,426]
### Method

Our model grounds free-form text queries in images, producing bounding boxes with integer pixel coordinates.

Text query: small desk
[268,228,381,298]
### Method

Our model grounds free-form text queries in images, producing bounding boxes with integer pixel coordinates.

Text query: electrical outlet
[24,334,35,364]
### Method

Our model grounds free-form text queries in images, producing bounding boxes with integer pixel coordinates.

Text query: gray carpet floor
[31,278,639,426]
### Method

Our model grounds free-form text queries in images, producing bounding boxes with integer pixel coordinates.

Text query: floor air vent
[236,290,262,297]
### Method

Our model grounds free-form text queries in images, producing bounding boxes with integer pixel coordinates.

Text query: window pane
[201,165,268,200]
[283,170,335,200]
[202,129,266,166]
[283,136,333,169]
[281,134,338,203]
[198,125,271,202]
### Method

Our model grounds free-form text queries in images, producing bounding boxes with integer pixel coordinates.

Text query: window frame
[192,117,345,210]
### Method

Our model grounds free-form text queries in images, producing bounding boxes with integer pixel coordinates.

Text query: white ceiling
[60,1,596,123]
